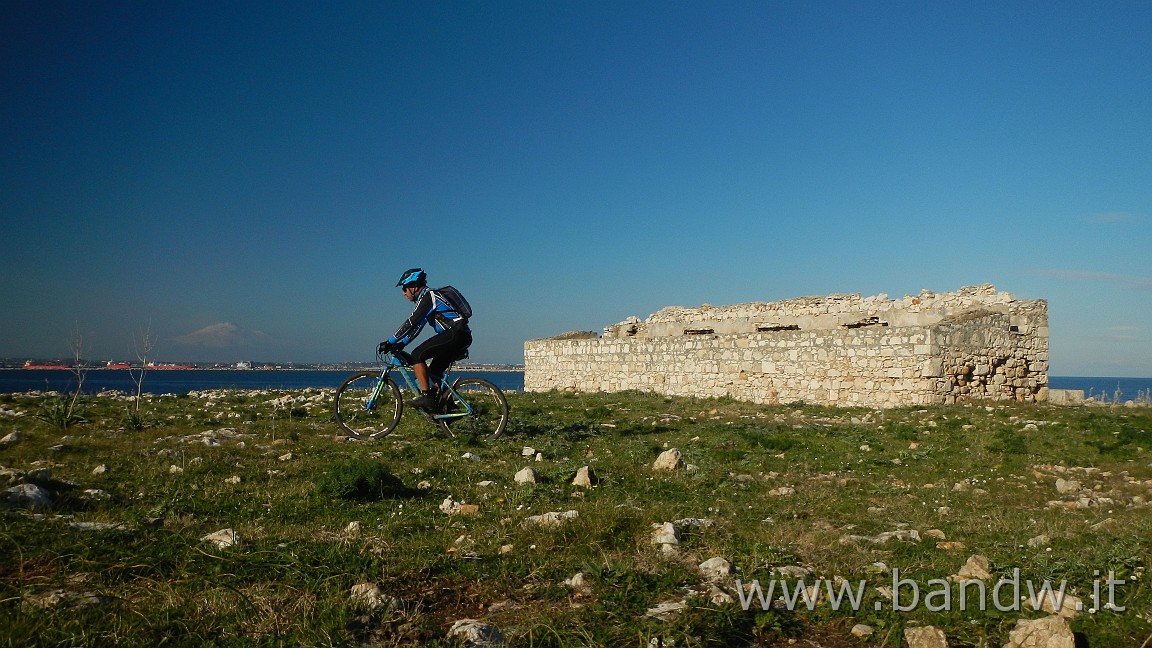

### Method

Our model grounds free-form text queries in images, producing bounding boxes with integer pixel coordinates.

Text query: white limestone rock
[652,448,684,471]
[4,483,50,510]
[447,619,505,647]
[201,528,239,548]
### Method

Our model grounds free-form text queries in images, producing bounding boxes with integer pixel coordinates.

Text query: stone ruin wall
[523,284,1049,408]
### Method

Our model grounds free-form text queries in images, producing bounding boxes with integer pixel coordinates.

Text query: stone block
[1046,389,1084,405]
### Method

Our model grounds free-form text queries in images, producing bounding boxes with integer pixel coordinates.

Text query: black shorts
[410,321,472,381]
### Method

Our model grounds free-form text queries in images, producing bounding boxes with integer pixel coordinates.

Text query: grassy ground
[1,387,1150,647]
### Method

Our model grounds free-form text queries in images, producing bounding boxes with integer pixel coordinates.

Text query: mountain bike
[333,349,508,441]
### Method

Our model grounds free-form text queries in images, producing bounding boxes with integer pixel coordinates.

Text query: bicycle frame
[370,352,472,422]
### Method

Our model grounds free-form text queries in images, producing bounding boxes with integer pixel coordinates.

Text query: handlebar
[377,349,415,367]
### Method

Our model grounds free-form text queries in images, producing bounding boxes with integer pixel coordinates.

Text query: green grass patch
[0,389,1149,645]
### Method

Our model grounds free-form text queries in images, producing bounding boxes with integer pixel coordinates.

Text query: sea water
[3,370,1149,402]
[0,369,525,395]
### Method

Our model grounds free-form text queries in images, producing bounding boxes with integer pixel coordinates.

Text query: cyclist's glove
[377,341,398,355]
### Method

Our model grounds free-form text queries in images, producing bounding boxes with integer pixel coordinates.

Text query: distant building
[525,285,1048,408]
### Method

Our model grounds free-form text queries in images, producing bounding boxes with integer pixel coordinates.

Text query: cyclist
[377,268,472,410]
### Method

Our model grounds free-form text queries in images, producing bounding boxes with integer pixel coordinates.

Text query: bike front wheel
[437,378,509,441]
[334,372,402,439]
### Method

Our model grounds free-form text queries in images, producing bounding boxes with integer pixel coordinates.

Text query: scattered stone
[936,541,966,551]
[774,565,810,579]
[904,625,948,648]
[462,452,481,461]
[645,600,687,621]
[767,486,795,497]
[277,452,293,461]
[476,480,496,487]
[652,448,684,471]
[851,624,874,637]
[563,572,592,596]
[25,587,110,609]
[698,557,732,581]
[69,521,127,531]
[447,619,505,647]
[521,447,536,457]
[201,528,239,548]
[1027,534,1051,548]
[0,431,22,445]
[1055,478,1081,495]
[514,467,539,484]
[1039,592,1082,619]
[572,465,596,488]
[81,489,110,501]
[1004,615,1075,648]
[949,555,992,582]
[1089,517,1116,530]
[924,529,946,539]
[349,583,404,611]
[91,464,108,475]
[0,467,22,487]
[3,483,51,510]
[839,529,920,545]
[650,522,680,546]
[224,475,241,484]
[343,521,362,537]
[673,517,714,529]
[27,468,51,483]
[522,510,578,527]
[488,599,516,612]
[439,498,479,516]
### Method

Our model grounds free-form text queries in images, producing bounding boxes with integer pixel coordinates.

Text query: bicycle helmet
[396,268,427,288]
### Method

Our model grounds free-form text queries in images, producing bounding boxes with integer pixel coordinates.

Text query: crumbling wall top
[600,284,1042,339]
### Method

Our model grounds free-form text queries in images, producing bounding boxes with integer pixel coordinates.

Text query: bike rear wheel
[334,372,402,439]
[437,377,508,441]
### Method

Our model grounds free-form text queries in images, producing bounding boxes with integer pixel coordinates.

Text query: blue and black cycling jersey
[387,286,469,347]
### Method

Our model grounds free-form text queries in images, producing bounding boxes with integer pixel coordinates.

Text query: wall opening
[842,316,888,329]
[756,324,801,332]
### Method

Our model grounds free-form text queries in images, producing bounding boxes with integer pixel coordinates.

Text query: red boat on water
[146,362,197,370]
[105,361,132,370]
[23,361,69,370]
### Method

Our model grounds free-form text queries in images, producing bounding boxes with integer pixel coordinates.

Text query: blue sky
[2,2,1150,375]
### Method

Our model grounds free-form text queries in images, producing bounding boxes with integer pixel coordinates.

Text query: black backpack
[435,286,472,320]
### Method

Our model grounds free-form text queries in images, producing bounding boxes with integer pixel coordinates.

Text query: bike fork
[366,373,389,409]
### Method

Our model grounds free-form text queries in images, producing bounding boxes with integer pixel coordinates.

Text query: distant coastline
[2,367,1148,402]
[0,359,524,372]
